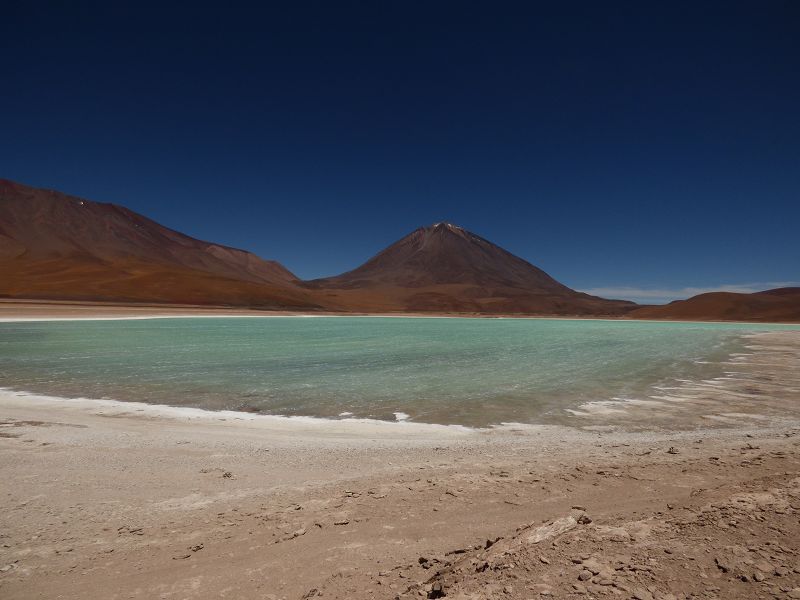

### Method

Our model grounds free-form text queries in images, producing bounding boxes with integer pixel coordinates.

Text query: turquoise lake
[1,317,797,427]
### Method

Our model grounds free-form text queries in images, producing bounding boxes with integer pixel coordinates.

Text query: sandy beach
[2,327,800,599]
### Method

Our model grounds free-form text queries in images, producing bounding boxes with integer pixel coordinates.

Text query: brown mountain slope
[306,222,637,315]
[0,179,321,309]
[629,288,800,322]
[0,179,297,284]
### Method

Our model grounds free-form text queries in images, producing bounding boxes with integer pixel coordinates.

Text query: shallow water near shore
[0,317,798,427]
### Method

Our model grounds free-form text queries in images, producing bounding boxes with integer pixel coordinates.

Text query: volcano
[306,222,637,315]
[0,180,639,315]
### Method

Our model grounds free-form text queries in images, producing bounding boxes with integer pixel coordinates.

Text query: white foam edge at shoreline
[563,330,763,417]
[0,387,548,438]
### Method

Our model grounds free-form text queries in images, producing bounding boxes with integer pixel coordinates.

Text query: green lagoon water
[1,317,797,427]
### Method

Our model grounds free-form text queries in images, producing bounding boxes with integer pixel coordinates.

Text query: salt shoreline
[2,300,800,325]
[2,328,800,598]
[2,328,798,436]
[2,329,799,437]
[0,387,479,440]
[3,373,800,599]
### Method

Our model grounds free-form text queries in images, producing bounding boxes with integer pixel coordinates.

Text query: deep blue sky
[2,2,798,303]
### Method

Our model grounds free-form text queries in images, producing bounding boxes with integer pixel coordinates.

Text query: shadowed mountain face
[629,288,800,322]
[0,179,321,308]
[306,223,637,315]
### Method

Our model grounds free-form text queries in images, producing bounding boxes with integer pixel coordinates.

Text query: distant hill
[0,179,321,308]
[629,288,800,322]
[7,179,793,321]
[305,222,637,315]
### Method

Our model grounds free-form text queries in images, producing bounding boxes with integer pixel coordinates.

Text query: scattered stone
[581,558,604,575]
[578,569,593,581]
[117,526,143,536]
[333,520,350,526]
[754,560,773,573]
[189,543,203,552]
[667,447,679,454]
[577,514,592,525]
[526,517,577,543]
[428,581,445,599]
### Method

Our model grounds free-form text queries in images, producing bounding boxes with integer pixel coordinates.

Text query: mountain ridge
[305,221,636,315]
[3,178,796,321]
[0,179,320,308]
[629,288,800,322]
[0,178,298,285]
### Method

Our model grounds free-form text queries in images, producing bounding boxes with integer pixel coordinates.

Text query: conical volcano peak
[313,222,571,292]
[430,222,462,230]
[418,221,478,244]
[307,222,636,314]
[426,222,471,238]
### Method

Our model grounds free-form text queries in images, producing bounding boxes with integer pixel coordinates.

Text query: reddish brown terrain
[0,180,637,316]
[0,179,322,309]
[306,222,636,315]
[3,178,797,321]
[630,288,800,323]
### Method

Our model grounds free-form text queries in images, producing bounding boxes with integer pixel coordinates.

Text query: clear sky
[2,2,798,303]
